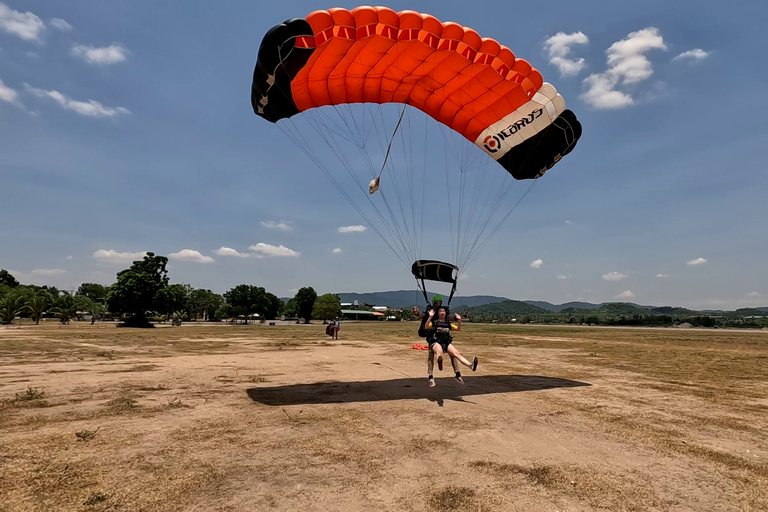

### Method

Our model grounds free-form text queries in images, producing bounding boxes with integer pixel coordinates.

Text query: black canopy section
[412,260,459,305]
[251,18,315,123]
[411,260,458,283]
[498,109,582,180]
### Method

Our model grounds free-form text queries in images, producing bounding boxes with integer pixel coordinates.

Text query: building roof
[340,309,374,315]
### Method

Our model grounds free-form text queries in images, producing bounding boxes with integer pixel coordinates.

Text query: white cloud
[557,274,568,280]
[673,49,709,62]
[214,247,251,258]
[746,292,761,298]
[530,259,543,269]
[31,268,66,276]
[93,249,147,264]
[71,44,127,65]
[602,271,627,281]
[459,274,470,281]
[544,31,589,77]
[581,27,667,109]
[332,248,342,254]
[656,273,668,278]
[25,85,130,117]
[564,220,574,225]
[261,220,292,231]
[66,255,73,260]
[338,225,367,233]
[169,249,214,263]
[249,243,300,258]
[49,18,72,31]
[0,77,18,104]
[615,290,635,299]
[0,3,44,41]
[686,257,707,266]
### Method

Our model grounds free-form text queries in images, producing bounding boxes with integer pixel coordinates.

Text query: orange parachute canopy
[252,6,580,180]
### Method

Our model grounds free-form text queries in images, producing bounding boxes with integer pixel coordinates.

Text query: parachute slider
[369,177,380,194]
[411,260,459,284]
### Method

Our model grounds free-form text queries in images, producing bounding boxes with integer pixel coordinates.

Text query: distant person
[425,307,477,387]
[330,317,340,340]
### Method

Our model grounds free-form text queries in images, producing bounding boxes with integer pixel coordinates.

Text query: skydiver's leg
[450,356,463,383]
[428,343,444,386]
[446,344,477,371]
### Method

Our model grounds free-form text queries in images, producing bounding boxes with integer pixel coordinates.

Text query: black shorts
[428,336,452,353]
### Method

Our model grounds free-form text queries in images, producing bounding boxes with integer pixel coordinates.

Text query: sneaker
[437,355,443,371]
[470,357,478,372]
[428,376,436,388]
[454,372,464,384]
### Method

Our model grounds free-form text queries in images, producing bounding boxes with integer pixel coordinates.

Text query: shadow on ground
[246,374,590,406]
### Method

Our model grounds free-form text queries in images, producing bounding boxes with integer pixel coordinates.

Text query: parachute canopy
[252,6,581,181]
[411,260,458,284]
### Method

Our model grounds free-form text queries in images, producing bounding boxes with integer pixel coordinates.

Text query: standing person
[331,316,340,340]
[425,307,477,387]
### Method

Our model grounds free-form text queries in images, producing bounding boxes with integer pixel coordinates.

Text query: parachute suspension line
[418,111,429,261]
[377,107,406,180]
[276,115,412,269]
[415,278,430,306]
[364,105,419,264]
[441,131,458,266]
[462,117,556,269]
[463,178,539,272]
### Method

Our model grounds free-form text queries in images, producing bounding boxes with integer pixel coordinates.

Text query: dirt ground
[1,321,767,511]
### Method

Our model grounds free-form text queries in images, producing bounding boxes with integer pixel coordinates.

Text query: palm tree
[0,292,28,325]
[75,296,106,324]
[51,295,78,325]
[26,294,50,325]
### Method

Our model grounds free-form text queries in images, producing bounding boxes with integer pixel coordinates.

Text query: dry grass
[1,321,767,511]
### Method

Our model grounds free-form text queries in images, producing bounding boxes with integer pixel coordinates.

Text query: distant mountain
[284,291,768,317]
[466,300,551,316]
[337,290,509,309]
[524,300,602,312]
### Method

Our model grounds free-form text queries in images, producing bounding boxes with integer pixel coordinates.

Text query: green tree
[224,285,267,324]
[189,288,223,321]
[77,283,109,303]
[282,297,298,318]
[51,294,78,325]
[107,252,169,327]
[155,284,190,319]
[0,269,20,288]
[0,290,27,324]
[262,291,282,320]
[294,287,317,323]
[26,294,50,325]
[312,293,341,322]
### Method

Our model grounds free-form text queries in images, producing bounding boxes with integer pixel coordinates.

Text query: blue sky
[1,1,766,309]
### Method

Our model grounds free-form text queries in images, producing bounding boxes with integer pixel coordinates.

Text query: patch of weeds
[107,364,158,373]
[95,350,114,359]
[75,427,100,442]
[16,386,46,401]
[83,492,110,506]
[134,384,169,391]
[166,398,188,408]
[469,460,563,488]
[106,397,138,412]
[248,376,268,383]
[428,486,478,511]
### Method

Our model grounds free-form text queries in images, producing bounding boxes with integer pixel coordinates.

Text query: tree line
[0,253,342,327]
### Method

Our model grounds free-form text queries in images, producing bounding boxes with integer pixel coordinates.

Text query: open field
[1,322,767,511]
